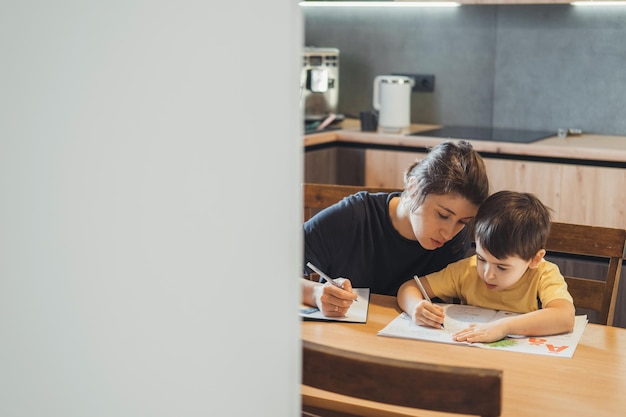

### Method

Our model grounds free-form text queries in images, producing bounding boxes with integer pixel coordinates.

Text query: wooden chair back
[545,222,626,326]
[303,183,401,222]
[302,339,503,417]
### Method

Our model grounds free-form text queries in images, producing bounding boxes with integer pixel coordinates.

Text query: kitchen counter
[305,119,626,166]
[304,118,626,230]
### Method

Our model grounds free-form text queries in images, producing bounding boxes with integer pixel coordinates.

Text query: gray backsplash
[304,5,626,135]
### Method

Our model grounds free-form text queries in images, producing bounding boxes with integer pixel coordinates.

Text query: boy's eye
[476,256,485,263]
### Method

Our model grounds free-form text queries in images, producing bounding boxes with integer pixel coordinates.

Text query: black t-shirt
[303,191,470,296]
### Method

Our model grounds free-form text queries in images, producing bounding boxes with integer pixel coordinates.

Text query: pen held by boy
[406,276,445,329]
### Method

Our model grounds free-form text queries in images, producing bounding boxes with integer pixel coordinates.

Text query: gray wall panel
[304,7,496,127]
[494,6,626,133]
[305,5,626,135]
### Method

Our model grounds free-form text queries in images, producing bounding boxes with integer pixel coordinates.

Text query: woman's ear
[402,177,418,203]
[528,249,546,269]
[406,175,417,190]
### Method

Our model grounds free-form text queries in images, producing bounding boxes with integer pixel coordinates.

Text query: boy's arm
[397,278,445,329]
[501,299,576,336]
[397,279,424,314]
[453,299,575,343]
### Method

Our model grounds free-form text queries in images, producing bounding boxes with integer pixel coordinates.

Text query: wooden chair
[303,183,401,222]
[302,339,503,417]
[545,222,626,326]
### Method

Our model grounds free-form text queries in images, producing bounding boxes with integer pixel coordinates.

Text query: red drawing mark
[546,344,569,353]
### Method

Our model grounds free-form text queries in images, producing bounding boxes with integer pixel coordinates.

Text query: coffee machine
[301,47,339,122]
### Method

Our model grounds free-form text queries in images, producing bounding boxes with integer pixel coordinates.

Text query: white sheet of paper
[299,288,370,323]
[378,303,587,358]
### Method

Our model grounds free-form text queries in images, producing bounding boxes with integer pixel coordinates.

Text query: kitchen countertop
[305,119,626,165]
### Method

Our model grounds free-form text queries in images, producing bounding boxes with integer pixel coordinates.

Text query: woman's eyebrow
[438,205,473,221]
[438,205,456,215]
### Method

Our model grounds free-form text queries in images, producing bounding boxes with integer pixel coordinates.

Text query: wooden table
[302,294,626,417]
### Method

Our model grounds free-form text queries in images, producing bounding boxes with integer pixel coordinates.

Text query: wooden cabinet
[305,146,365,185]
[484,159,626,229]
[363,149,426,188]
[363,148,626,229]
[558,165,626,229]
[482,158,561,215]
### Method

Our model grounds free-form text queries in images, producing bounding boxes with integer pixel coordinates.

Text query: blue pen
[306,262,358,302]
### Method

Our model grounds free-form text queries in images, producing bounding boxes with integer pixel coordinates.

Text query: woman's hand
[313,278,358,317]
[410,300,445,329]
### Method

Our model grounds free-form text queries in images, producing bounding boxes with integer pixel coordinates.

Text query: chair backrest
[302,339,503,417]
[303,183,401,222]
[545,222,626,326]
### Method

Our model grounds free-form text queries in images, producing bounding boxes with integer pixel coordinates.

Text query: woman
[302,140,489,317]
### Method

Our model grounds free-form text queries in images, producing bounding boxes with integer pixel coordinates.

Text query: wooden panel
[364,149,427,188]
[303,183,401,221]
[363,150,625,229]
[305,148,338,185]
[335,148,365,185]
[558,165,626,229]
[483,158,561,219]
[546,222,626,258]
[305,147,365,186]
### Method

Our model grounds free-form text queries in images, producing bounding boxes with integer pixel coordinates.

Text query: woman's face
[409,193,478,250]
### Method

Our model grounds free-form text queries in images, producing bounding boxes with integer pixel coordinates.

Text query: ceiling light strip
[300,2,461,7]
[571,1,626,5]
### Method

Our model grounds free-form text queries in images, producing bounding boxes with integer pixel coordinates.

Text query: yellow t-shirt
[425,255,573,313]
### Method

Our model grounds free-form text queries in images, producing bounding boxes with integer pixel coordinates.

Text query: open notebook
[378,303,587,358]
[299,288,370,323]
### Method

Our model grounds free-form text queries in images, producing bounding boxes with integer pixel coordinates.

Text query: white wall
[0,1,302,416]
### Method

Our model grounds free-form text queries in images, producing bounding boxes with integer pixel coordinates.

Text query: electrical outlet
[392,73,435,93]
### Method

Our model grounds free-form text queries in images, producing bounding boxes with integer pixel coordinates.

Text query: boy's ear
[528,249,546,269]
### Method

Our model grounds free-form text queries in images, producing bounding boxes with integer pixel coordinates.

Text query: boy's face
[474,241,534,291]
[409,193,478,250]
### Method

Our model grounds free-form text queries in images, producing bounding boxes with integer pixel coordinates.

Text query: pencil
[414,275,444,329]
[306,262,358,302]
[413,275,432,303]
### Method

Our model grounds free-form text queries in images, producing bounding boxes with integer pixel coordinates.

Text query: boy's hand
[411,300,445,329]
[313,278,358,317]
[452,321,508,343]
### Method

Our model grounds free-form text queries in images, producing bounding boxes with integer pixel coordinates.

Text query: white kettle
[372,75,414,133]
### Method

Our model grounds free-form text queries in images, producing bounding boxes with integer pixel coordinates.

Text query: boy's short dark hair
[474,191,552,261]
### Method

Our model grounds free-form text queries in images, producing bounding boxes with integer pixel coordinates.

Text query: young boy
[397,191,576,343]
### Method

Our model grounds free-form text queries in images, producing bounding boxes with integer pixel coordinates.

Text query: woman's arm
[301,277,357,317]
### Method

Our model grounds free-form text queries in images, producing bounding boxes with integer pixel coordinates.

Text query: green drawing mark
[486,339,518,348]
